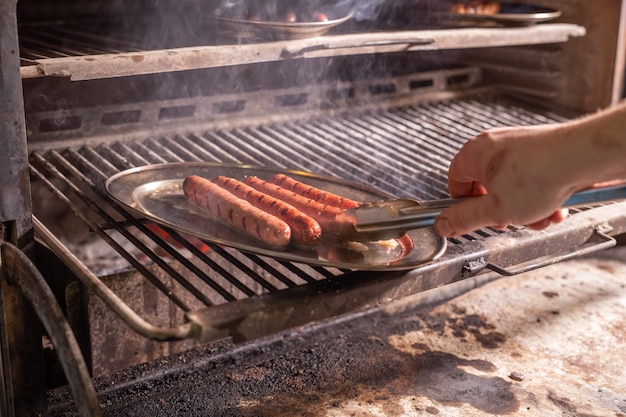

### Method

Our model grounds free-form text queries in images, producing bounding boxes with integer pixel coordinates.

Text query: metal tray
[435,2,562,27]
[106,163,446,271]
[215,11,353,40]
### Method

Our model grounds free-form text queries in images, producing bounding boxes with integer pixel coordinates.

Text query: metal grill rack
[29,93,600,350]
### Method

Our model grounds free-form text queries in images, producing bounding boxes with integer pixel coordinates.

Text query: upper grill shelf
[19,22,585,81]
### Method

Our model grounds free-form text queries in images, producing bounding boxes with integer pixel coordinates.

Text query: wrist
[558,105,626,190]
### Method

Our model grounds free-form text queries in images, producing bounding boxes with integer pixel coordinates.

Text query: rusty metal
[25,93,626,352]
[186,202,626,343]
[24,67,483,147]
[32,216,194,342]
[19,24,586,80]
[1,241,102,416]
[0,0,32,240]
[43,244,626,416]
[3,2,626,413]
[0,1,45,415]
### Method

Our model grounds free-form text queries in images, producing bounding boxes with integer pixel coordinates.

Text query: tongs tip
[332,199,422,242]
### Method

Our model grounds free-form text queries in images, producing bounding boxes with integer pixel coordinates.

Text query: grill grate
[29,94,569,331]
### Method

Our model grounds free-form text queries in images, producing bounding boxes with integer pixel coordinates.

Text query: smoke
[21,0,445,125]
[351,0,388,22]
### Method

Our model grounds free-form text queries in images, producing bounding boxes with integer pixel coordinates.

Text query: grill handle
[481,224,616,276]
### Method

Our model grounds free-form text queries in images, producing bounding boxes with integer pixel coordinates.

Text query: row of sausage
[182,173,361,248]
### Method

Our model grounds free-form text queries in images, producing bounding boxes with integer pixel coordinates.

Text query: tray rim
[436,2,562,25]
[105,162,447,271]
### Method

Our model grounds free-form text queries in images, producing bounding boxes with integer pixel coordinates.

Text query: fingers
[434,194,497,237]
[528,209,569,230]
[436,126,572,237]
[549,208,569,224]
[435,205,570,237]
[526,218,551,231]
[447,137,492,197]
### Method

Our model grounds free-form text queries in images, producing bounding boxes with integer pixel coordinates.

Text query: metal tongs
[335,184,626,241]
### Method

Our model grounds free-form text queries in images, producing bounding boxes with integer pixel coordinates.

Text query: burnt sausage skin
[268,174,362,210]
[243,176,347,237]
[183,175,291,247]
[212,176,322,247]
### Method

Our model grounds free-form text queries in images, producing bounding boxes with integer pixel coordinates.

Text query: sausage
[182,175,291,247]
[268,174,362,210]
[243,176,349,237]
[450,1,501,14]
[211,176,322,247]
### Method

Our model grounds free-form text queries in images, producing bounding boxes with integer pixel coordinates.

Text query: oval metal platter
[215,11,353,40]
[106,163,447,271]
[436,3,561,27]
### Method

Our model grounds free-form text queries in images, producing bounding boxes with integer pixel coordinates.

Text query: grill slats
[31,94,569,340]
[61,148,226,306]
[77,143,295,303]
[30,152,196,310]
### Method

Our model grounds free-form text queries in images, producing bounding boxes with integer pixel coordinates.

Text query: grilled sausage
[183,175,291,247]
[243,176,349,237]
[212,176,322,247]
[450,1,501,14]
[268,174,362,210]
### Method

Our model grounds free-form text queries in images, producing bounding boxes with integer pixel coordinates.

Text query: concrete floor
[46,245,626,416]
[363,247,626,417]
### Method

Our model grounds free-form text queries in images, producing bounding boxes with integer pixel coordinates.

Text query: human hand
[434,124,573,237]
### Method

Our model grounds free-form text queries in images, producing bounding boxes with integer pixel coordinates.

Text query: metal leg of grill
[0,0,42,414]
[1,242,102,417]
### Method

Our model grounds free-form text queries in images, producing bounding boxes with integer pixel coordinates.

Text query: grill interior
[29,92,574,375]
[33,94,570,274]
[6,1,626,415]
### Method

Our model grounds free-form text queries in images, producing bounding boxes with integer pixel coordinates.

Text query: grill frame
[26,90,626,379]
[2,1,626,415]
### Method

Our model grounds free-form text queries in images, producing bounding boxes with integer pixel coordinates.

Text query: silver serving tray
[105,163,446,271]
[215,11,353,40]
[435,3,561,27]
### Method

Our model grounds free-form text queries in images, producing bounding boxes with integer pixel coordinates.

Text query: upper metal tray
[435,2,562,27]
[106,163,446,271]
[215,11,353,40]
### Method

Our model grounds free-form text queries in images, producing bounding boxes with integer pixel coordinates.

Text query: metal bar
[1,241,102,417]
[323,115,449,195]
[0,3,32,248]
[165,231,280,293]
[185,201,626,344]
[29,155,196,309]
[189,132,242,164]
[72,149,272,300]
[143,138,189,163]
[111,142,153,167]
[0,1,44,415]
[93,144,135,172]
[238,253,303,289]
[157,136,204,162]
[130,141,169,164]
[233,126,310,170]
[169,134,227,164]
[32,216,193,341]
[57,149,243,304]
[19,24,586,80]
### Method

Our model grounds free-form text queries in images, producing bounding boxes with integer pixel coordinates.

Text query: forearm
[436,101,626,237]
[560,101,626,189]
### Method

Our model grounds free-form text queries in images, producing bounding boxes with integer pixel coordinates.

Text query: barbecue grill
[2,0,626,415]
